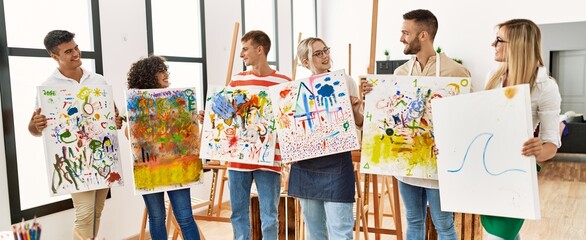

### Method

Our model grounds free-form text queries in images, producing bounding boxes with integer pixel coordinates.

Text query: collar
[53,67,91,83]
[535,66,548,83]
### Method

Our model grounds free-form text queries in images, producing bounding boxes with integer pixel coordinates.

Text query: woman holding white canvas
[482,18,562,240]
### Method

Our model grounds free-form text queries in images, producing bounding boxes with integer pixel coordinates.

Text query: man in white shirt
[28,30,123,239]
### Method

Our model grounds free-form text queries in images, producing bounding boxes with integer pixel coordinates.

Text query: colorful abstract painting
[38,85,123,196]
[200,85,277,165]
[432,84,540,219]
[360,75,471,178]
[126,88,203,195]
[269,69,360,162]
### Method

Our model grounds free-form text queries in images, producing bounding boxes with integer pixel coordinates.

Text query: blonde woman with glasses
[482,19,561,240]
[287,37,363,240]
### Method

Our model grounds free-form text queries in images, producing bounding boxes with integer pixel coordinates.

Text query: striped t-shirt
[228,70,292,173]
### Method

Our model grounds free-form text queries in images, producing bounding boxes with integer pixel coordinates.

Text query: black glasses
[312,47,331,58]
[493,36,507,46]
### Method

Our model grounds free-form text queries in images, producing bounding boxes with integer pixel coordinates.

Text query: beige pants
[71,188,109,240]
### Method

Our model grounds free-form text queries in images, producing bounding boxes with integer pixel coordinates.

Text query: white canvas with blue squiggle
[431,84,540,219]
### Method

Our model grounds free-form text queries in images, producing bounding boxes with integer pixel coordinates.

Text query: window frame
[144,0,208,102]
[241,0,279,70]
[0,0,104,224]
[290,0,317,77]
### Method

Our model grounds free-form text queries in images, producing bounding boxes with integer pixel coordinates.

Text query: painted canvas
[269,69,360,162]
[360,75,471,178]
[126,88,203,195]
[38,85,123,196]
[200,85,277,165]
[432,84,540,219]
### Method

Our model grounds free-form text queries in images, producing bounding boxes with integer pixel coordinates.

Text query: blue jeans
[143,188,200,240]
[298,198,354,240]
[398,181,457,240]
[229,170,280,240]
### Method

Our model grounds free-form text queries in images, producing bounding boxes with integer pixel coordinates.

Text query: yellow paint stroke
[363,132,436,176]
[504,86,517,99]
[446,83,461,95]
[362,135,395,164]
[134,155,203,190]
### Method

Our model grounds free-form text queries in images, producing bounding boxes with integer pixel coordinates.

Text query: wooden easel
[194,22,240,222]
[356,0,404,239]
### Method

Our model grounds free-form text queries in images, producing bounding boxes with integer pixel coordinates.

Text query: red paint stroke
[176,98,186,106]
[280,89,291,98]
[107,172,121,183]
[421,118,428,126]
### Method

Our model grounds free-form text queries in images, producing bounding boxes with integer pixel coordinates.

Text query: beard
[403,37,422,55]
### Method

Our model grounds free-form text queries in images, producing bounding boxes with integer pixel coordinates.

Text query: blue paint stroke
[67,107,78,116]
[448,132,526,176]
[317,84,334,98]
[324,97,330,122]
[211,93,235,119]
[233,92,247,105]
[261,144,270,163]
[302,92,313,130]
[323,131,340,139]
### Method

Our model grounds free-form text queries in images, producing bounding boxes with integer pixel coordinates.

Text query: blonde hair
[485,19,544,91]
[297,37,329,74]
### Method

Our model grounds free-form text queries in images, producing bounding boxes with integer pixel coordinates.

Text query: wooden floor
[162,154,586,240]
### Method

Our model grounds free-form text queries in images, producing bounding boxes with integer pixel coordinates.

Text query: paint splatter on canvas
[269,69,360,162]
[126,88,203,195]
[200,86,277,165]
[360,75,471,179]
[432,84,540,219]
[38,85,123,196]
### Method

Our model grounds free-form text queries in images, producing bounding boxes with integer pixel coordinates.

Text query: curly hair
[44,30,75,55]
[127,55,168,89]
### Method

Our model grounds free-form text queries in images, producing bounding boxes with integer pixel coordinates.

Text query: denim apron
[288,151,355,202]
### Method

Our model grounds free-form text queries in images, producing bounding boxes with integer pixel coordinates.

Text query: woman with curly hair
[127,55,170,89]
[126,55,201,240]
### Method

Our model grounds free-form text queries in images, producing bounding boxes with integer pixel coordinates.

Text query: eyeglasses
[312,47,331,58]
[492,36,508,46]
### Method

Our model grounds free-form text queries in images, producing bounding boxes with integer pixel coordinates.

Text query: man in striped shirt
[228,30,291,240]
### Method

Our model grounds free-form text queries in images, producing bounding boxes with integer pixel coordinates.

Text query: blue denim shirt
[288,151,355,202]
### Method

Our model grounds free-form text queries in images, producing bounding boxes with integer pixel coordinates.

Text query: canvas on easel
[432,84,540,219]
[360,75,471,179]
[38,85,124,196]
[126,88,203,195]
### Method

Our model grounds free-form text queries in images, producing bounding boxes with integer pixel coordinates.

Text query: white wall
[320,0,586,90]
[205,0,294,86]
[205,0,242,87]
